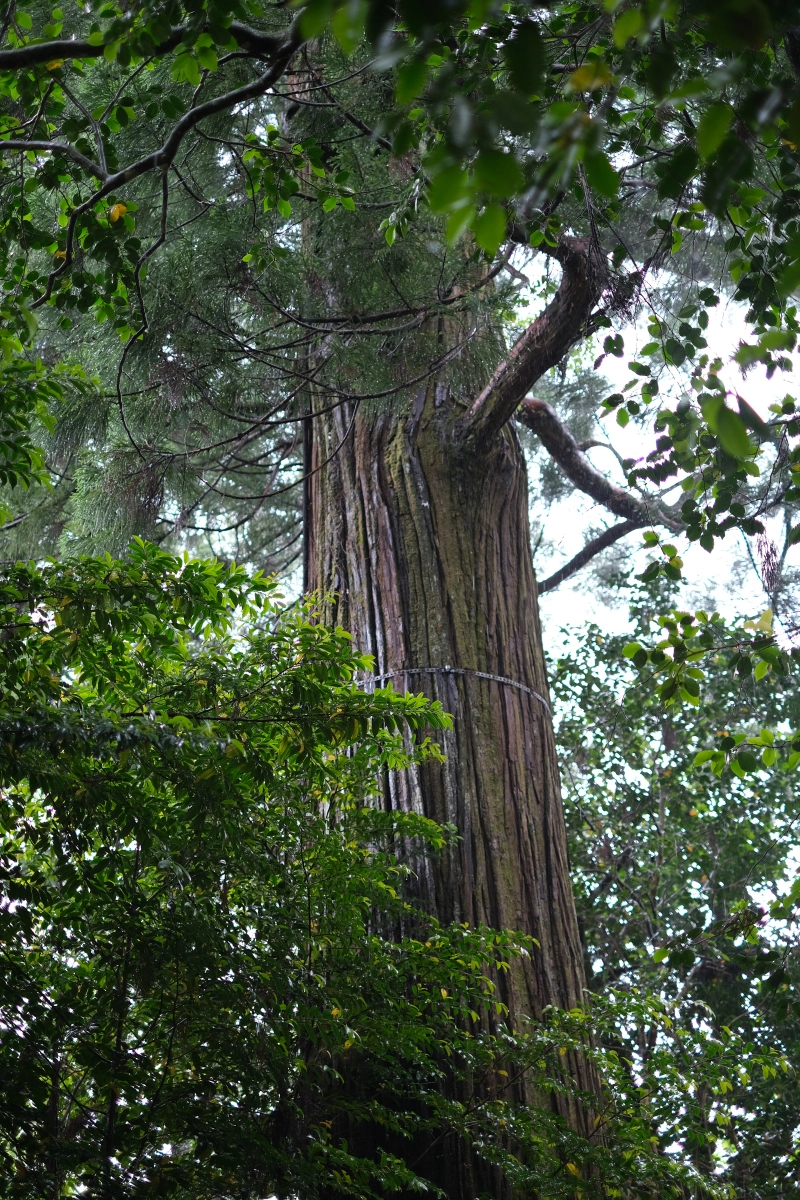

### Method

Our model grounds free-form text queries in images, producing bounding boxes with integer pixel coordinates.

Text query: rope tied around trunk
[359,665,551,716]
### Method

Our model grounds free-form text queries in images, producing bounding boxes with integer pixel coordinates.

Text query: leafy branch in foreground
[0,542,770,1199]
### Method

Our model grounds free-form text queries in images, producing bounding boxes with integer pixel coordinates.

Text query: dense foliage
[2,0,800,1196]
[3,543,783,1199]
[554,576,800,1195]
[0,0,798,568]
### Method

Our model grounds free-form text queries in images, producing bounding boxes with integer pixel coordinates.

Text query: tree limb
[518,397,682,530]
[0,138,107,179]
[31,20,303,308]
[460,236,606,449]
[0,21,285,72]
[537,519,643,594]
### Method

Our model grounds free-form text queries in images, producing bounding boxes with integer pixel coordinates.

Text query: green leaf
[396,59,428,104]
[196,43,218,71]
[502,18,545,95]
[583,150,619,197]
[697,103,734,159]
[613,8,642,46]
[300,0,335,39]
[428,165,471,213]
[736,750,759,773]
[446,204,475,244]
[473,150,525,199]
[701,395,753,458]
[172,52,201,86]
[473,204,507,255]
[331,0,365,53]
[716,406,752,458]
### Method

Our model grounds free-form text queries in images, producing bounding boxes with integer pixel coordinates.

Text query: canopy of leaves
[0,543,781,1199]
[554,574,800,1194]
[0,0,798,571]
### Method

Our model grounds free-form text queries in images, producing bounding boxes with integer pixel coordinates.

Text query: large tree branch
[518,397,682,530]
[537,519,643,594]
[0,21,286,72]
[0,138,107,179]
[460,236,606,449]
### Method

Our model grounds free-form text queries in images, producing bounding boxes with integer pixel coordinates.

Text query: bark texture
[310,386,585,1018]
[306,237,612,1195]
[307,386,596,1160]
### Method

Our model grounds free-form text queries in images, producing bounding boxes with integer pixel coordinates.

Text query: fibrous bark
[306,240,617,1198]
[308,381,595,1194]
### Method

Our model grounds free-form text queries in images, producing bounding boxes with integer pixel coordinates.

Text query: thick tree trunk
[308,382,598,1190]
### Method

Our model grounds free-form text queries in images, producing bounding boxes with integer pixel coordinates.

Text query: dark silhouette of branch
[518,397,682,531]
[537,519,643,594]
[461,237,606,448]
[0,21,286,71]
[0,138,107,179]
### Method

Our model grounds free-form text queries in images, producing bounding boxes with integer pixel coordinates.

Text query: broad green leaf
[473,149,525,198]
[502,18,545,95]
[473,203,507,255]
[584,150,619,197]
[697,103,734,159]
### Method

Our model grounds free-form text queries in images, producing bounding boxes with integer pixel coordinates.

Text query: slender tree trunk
[308,381,598,1190]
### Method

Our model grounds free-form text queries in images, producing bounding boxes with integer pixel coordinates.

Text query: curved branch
[518,397,682,530]
[0,138,107,179]
[537,519,643,594]
[0,21,285,72]
[32,20,303,308]
[460,237,606,449]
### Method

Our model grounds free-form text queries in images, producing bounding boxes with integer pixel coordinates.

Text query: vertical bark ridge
[309,383,600,1182]
[310,385,586,1014]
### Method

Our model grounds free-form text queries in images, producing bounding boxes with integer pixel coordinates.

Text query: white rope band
[361,665,551,715]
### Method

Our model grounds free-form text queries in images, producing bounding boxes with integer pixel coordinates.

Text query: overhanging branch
[460,236,606,449]
[31,19,304,308]
[0,21,286,71]
[537,519,643,594]
[518,397,682,530]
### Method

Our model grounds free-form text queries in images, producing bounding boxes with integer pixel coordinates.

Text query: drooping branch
[0,138,107,179]
[461,237,606,449]
[518,397,682,530]
[0,21,287,71]
[537,519,643,594]
[31,20,304,308]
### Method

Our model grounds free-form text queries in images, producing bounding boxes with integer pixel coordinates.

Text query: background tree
[550,567,800,1193]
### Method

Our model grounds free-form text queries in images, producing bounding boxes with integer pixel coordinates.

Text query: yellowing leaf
[567,60,612,92]
[46,59,64,70]
[566,1162,581,1177]
[109,203,128,223]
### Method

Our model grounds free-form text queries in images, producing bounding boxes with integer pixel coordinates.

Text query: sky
[520,265,799,648]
